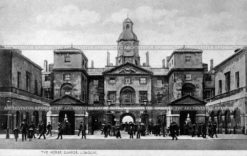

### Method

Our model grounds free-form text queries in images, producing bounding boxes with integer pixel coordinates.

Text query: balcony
[206,87,245,102]
[0,87,51,103]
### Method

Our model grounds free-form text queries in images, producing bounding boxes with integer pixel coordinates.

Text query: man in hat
[20,121,28,141]
[56,122,63,139]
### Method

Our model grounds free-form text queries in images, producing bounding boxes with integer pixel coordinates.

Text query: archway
[182,83,195,97]
[59,111,75,135]
[120,86,136,104]
[60,83,73,96]
[120,113,136,123]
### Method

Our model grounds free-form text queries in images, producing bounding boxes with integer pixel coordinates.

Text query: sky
[0,0,246,68]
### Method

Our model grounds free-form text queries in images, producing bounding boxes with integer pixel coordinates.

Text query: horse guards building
[0,18,247,135]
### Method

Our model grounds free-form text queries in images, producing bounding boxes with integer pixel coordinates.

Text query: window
[109,77,116,84]
[61,84,72,96]
[44,74,50,81]
[219,80,222,94]
[93,94,99,104]
[157,79,163,87]
[17,72,21,89]
[235,72,240,89]
[34,80,38,95]
[108,91,116,103]
[64,54,70,62]
[93,80,99,86]
[185,55,191,62]
[205,74,212,81]
[139,91,147,103]
[26,72,31,92]
[81,91,85,101]
[182,83,195,96]
[185,74,192,80]
[125,77,131,84]
[157,92,163,103]
[140,77,147,84]
[225,72,231,92]
[63,74,71,81]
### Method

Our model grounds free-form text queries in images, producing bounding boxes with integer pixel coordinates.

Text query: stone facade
[206,48,247,134]
[0,48,49,133]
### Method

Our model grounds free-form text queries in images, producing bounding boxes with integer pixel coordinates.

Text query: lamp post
[106,100,112,125]
[143,100,148,134]
[6,98,11,139]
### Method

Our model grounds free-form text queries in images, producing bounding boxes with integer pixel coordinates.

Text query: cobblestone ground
[0,133,247,150]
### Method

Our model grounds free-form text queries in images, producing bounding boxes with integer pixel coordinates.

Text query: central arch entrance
[120,113,135,123]
[120,87,136,104]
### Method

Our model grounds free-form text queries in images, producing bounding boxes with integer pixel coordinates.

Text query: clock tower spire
[116,18,140,66]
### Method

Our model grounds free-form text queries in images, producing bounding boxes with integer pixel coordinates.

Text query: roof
[214,47,247,70]
[118,31,138,42]
[87,68,105,76]
[50,95,84,105]
[103,62,153,75]
[54,47,88,61]
[169,95,206,106]
[123,17,133,23]
[149,68,169,75]
[168,47,203,61]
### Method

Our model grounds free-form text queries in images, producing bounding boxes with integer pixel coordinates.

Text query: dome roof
[123,17,133,23]
[118,31,138,42]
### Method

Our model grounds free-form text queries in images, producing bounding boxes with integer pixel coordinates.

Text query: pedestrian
[46,122,52,136]
[191,123,196,137]
[56,122,63,139]
[129,123,134,139]
[13,127,20,142]
[116,126,121,139]
[81,123,86,139]
[28,122,35,141]
[20,121,28,141]
[136,124,141,139]
[103,124,108,138]
[202,123,207,138]
[170,122,178,140]
[212,121,218,138]
[78,122,83,136]
[38,122,46,139]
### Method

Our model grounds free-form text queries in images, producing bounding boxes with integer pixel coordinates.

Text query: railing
[0,87,51,103]
[206,87,245,102]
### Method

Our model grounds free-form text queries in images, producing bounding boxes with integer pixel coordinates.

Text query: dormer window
[185,55,191,62]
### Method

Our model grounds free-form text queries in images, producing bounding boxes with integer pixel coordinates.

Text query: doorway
[179,111,196,135]
[59,111,75,135]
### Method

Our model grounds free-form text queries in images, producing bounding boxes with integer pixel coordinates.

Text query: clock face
[124,42,132,52]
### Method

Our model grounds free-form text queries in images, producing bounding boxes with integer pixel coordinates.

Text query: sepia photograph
[0,0,247,155]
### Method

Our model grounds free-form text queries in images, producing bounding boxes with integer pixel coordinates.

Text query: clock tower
[116,18,140,66]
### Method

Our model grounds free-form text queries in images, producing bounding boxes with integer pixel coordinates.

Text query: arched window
[120,87,135,104]
[182,83,195,97]
[60,83,73,96]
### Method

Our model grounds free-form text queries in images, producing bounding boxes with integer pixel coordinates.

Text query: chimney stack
[162,59,166,68]
[91,60,94,68]
[166,56,170,68]
[107,51,110,66]
[210,59,214,70]
[44,60,48,72]
[146,51,150,67]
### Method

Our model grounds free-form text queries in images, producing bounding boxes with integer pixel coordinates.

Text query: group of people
[182,121,218,138]
[12,121,52,142]
[10,120,218,141]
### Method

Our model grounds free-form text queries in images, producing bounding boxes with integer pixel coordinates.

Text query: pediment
[170,95,205,106]
[103,63,152,75]
[51,95,83,105]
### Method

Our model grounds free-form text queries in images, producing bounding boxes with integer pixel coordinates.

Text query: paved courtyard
[0,132,247,150]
